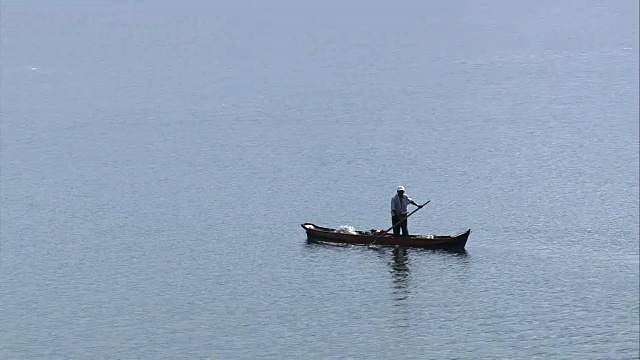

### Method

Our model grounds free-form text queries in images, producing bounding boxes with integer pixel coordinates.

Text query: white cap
[397,186,405,192]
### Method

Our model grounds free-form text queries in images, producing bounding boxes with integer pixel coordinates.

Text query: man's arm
[391,197,398,216]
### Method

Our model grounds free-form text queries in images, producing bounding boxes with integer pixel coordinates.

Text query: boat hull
[301,223,470,249]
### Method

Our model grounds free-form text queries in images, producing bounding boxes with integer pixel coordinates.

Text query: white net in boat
[336,225,357,234]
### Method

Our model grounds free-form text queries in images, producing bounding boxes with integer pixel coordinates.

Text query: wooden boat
[301,223,471,250]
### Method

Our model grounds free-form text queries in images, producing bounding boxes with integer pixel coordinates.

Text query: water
[1,1,638,358]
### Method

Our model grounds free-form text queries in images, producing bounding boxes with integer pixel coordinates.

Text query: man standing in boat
[391,186,421,237]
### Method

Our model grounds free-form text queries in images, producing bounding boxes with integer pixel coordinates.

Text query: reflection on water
[302,241,470,304]
[389,247,411,301]
[388,247,469,302]
[385,247,472,331]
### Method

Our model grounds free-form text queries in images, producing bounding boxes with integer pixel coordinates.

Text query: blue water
[2,1,638,359]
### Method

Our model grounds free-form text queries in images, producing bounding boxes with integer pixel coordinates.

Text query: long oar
[368,200,430,247]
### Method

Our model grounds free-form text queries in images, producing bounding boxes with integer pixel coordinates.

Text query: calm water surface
[1,1,638,359]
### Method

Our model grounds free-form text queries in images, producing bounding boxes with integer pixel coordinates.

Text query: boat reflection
[417,247,469,257]
[388,247,468,301]
[303,241,469,300]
